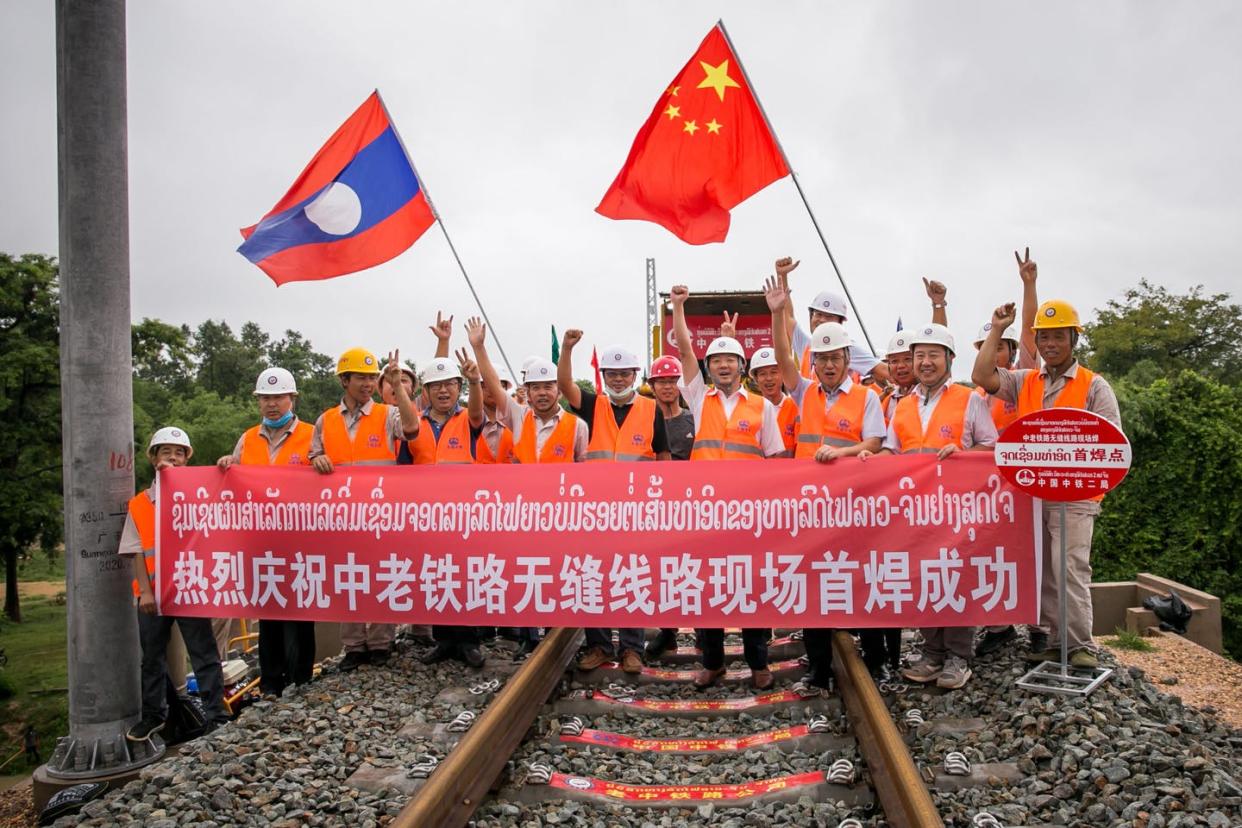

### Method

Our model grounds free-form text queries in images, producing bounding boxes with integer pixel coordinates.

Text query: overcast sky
[4,2,1240,380]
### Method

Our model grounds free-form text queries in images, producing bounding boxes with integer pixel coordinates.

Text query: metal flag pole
[715,20,878,357]
[1058,501,1069,677]
[374,90,518,380]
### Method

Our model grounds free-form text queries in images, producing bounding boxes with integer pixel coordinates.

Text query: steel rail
[392,627,583,828]
[831,631,944,828]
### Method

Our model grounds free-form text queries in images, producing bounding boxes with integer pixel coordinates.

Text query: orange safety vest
[1017,364,1105,502]
[407,410,476,465]
[794,382,870,458]
[513,409,580,463]
[690,392,767,461]
[974,385,1020,434]
[585,394,656,462]
[320,403,396,465]
[891,384,973,454]
[128,490,156,598]
[239,421,314,466]
[475,424,514,465]
[775,395,799,456]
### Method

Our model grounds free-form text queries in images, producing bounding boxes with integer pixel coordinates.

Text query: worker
[122,427,228,741]
[771,256,882,382]
[879,279,949,421]
[671,285,786,690]
[973,300,1121,670]
[766,276,885,694]
[309,347,419,672]
[559,329,671,675]
[217,368,317,699]
[470,317,587,656]
[409,350,490,668]
[860,324,997,689]
[746,347,798,456]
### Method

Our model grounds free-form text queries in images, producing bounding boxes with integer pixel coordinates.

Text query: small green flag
[551,325,560,363]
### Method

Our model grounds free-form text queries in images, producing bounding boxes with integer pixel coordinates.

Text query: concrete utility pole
[42,0,162,783]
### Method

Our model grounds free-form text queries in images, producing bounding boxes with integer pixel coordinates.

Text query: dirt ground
[15,582,63,600]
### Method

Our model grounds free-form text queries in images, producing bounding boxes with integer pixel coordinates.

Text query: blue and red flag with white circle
[238,91,436,285]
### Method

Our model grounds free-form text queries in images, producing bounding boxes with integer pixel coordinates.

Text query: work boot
[619,649,644,675]
[338,651,368,673]
[577,646,613,672]
[900,656,944,684]
[420,642,456,665]
[1070,649,1099,669]
[126,716,165,742]
[461,645,485,669]
[644,629,679,662]
[693,667,727,690]
[975,626,1017,657]
[935,657,972,690]
[512,639,536,662]
[368,649,390,667]
[1023,648,1058,663]
[751,668,774,691]
[1027,629,1048,654]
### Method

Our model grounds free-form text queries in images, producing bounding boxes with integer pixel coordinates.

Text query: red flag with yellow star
[596,23,790,244]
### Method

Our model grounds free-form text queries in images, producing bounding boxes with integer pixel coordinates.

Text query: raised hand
[775,256,800,279]
[563,328,584,349]
[455,347,480,382]
[383,350,404,388]
[992,302,1017,329]
[1015,247,1037,284]
[429,311,453,342]
[670,285,690,307]
[923,277,947,305]
[719,311,739,339]
[763,275,789,313]
[465,316,487,349]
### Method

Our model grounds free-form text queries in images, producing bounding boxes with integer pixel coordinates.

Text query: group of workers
[118,249,1121,742]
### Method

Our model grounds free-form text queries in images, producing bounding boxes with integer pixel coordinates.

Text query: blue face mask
[262,411,295,429]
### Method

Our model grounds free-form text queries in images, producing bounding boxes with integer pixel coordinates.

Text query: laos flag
[238,91,436,285]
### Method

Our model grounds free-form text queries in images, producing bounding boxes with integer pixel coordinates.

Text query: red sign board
[995,409,1130,501]
[660,312,773,359]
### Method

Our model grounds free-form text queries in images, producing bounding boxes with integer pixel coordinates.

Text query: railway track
[371,626,1028,828]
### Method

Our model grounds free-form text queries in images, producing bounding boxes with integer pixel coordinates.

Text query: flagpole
[374,90,519,379]
[714,21,878,357]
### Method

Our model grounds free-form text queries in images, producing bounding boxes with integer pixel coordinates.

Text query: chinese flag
[596,24,790,245]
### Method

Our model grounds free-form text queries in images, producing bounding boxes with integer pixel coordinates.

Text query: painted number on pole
[994,409,1130,501]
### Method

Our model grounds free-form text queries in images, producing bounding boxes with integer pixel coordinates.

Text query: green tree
[1081,280,1242,384]
[135,389,255,489]
[0,254,63,622]
[132,317,194,394]
[267,330,339,417]
[192,320,267,400]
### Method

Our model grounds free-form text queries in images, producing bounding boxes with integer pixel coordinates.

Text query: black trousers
[433,625,481,646]
[138,610,227,724]
[802,628,835,688]
[859,628,902,670]
[258,619,316,696]
[698,628,769,671]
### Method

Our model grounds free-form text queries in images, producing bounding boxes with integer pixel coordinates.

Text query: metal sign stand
[1017,501,1112,696]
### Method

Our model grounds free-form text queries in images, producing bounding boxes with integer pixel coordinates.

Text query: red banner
[155,454,1038,627]
[661,312,773,358]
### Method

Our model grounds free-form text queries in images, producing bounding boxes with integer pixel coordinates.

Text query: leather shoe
[620,649,644,675]
[751,668,774,691]
[338,650,368,672]
[461,645,485,668]
[644,629,679,662]
[420,642,456,665]
[975,626,1017,657]
[693,667,727,690]
[577,646,613,672]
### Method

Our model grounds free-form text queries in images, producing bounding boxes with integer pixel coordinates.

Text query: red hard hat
[648,356,682,379]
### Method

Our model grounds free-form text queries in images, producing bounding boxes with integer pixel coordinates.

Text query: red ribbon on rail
[154,453,1038,627]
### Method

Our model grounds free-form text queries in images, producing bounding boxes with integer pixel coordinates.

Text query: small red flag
[590,347,603,393]
[596,24,790,245]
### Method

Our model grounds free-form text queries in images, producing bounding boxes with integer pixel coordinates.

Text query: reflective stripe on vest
[892,384,972,454]
[794,382,869,459]
[240,421,314,466]
[514,410,580,463]
[585,393,656,462]
[321,404,396,465]
[129,490,156,598]
[689,392,766,461]
[1017,365,1105,502]
[408,410,476,465]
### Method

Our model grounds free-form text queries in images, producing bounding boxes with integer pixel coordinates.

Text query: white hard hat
[885,331,913,358]
[148,426,192,454]
[255,367,297,395]
[600,345,641,371]
[519,355,540,383]
[523,356,558,384]
[807,290,848,320]
[909,323,956,356]
[974,322,1020,346]
[748,346,779,374]
[495,367,515,387]
[704,336,745,360]
[809,322,851,354]
[420,358,462,385]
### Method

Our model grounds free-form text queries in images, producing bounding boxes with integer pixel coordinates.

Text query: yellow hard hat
[1032,299,1083,332]
[336,347,381,375]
